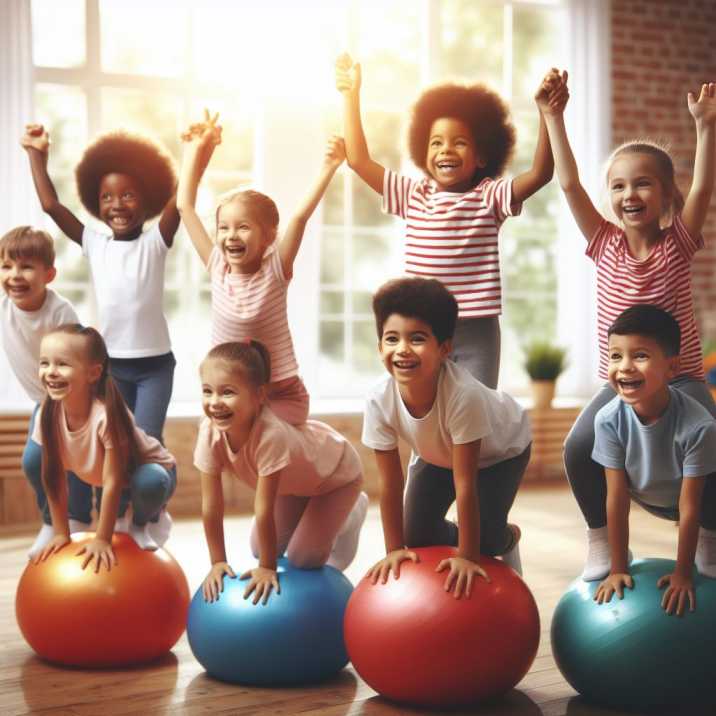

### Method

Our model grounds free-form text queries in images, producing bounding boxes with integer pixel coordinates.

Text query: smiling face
[98,172,147,240]
[216,199,273,274]
[607,332,678,422]
[425,117,483,191]
[39,332,102,407]
[608,154,668,232]
[200,357,265,443]
[0,254,55,311]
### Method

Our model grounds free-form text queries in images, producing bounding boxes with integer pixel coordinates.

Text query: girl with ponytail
[33,324,177,570]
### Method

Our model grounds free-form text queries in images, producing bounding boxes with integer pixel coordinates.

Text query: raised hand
[335,53,361,97]
[688,82,716,125]
[180,108,223,148]
[535,68,569,116]
[20,123,50,154]
[325,135,346,169]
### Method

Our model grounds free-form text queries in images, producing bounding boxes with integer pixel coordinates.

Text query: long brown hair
[40,325,142,499]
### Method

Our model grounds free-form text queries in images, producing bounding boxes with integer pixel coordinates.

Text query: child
[0,226,92,557]
[177,112,345,425]
[361,277,532,598]
[33,324,177,566]
[591,305,716,616]
[538,73,716,579]
[336,55,560,389]
[194,340,367,604]
[21,124,179,444]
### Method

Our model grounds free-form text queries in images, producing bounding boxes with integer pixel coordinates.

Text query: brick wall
[611,0,716,340]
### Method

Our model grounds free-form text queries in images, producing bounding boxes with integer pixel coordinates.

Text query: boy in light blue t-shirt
[589,304,716,616]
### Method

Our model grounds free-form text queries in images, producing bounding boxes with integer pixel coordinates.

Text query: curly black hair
[408,83,516,184]
[75,131,177,220]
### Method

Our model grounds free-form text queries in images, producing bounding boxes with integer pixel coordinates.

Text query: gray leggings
[564,376,716,529]
[407,316,505,548]
[405,444,531,555]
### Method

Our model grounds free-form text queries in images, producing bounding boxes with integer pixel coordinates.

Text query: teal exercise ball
[551,558,716,711]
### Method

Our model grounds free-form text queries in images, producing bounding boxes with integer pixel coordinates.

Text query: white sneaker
[27,523,55,560]
[129,522,159,551]
[69,519,91,534]
[695,527,716,578]
[582,526,633,581]
[147,509,173,547]
[501,523,523,576]
[327,492,369,571]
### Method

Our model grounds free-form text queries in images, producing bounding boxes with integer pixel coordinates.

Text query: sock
[500,523,523,576]
[114,515,130,534]
[129,522,159,551]
[28,523,55,560]
[148,510,173,547]
[695,527,716,578]
[582,526,633,581]
[327,492,369,571]
[68,519,91,534]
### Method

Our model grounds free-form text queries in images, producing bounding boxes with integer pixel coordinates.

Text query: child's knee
[22,440,43,485]
[132,466,171,504]
[286,545,329,569]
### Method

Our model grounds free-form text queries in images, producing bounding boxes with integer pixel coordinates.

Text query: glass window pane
[352,320,381,374]
[364,110,402,172]
[323,172,345,226]
[353,180,389,227]
[320,291,345,316]
[320,230,344,284]
[320,321,345,362]
[100,0,187,77]
[193,99,254,174]
[351,233,396,290]
[32,0,85,68]
[352,291,373,315]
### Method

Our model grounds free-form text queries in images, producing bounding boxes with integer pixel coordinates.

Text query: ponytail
[204,339,272,387]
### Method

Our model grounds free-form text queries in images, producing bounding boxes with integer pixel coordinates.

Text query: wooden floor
[0,484,711,716]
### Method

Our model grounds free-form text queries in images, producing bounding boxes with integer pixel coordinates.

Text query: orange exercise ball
[16,532,190,667]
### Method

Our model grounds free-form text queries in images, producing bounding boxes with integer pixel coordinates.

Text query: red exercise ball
[16,532,190,667]
[344,546,540,708]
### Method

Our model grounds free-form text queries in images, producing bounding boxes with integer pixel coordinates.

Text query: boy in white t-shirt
[0,226,91,557]
[362,277,531,597]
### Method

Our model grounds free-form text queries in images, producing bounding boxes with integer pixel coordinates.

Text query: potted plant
[524,342,567,409]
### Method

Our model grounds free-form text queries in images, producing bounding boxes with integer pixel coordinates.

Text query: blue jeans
[95,463,177,526]
[109,352,176,443]
[22,404,93,525]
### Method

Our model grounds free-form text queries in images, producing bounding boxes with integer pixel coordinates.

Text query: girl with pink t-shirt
[540,71,716,580]
[32,325,177,569]
[177,112,345,425]
[195,340,367,605]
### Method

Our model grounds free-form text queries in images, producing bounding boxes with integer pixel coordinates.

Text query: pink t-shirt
[32,399,176,486]
[382,170,521,318]
[208,243,299,382]
[587,215,704,380]
[193,408,361,496]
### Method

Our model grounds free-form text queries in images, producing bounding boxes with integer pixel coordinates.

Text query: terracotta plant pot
[531,380,556,410]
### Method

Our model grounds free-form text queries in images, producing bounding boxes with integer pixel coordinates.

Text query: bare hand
[240,565,280,605]
[335,53,361,96]
[436,556,489,599]
[595,572,634,604]
[20,123,50,154]
[325,135,346,168]
[535,68,569,115]
[33,533,70,564]
[180,108,223,148]
[202,562,237,602]
[366,548,419,584]
[688,82,716,125]
[657,572,695,616]
[76,537,117,573]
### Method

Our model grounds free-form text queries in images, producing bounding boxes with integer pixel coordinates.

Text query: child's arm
[157,196,181,249]
[240,471,281,605]
[681,83,716,239]
[34,480,71,564]
[176,115,222,267]
[537,71,604,241]
[200,470,237,602]
[76,448,122,573]
[335,54,386,195]
[366,448,419,583]
[656,476,704,616]
[20,124,85,245]
[435,440,489,599]
[595,467,632,604]
[278,136,346,278]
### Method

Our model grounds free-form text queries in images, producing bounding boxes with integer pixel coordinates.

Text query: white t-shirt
[362,360,531,470]
[82,224,171,358]
[0,289,79,403]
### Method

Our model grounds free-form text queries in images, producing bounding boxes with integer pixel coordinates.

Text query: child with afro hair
[21,124,179,453]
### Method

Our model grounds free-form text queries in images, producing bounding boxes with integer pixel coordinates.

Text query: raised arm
[511,110,554,203]
[681,83,716,239]
[335,53,385,195]
[279,135,345,277]
[157,195,180,248]
[537,70,604,241]
[176,113,222,266]
[20,124,84,245]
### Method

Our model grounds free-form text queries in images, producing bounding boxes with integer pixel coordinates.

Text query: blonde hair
[605,140,685,227]
[40,325,141,499]
[215,189,279,238]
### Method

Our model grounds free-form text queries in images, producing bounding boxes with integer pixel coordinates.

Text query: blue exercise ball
[551,558,716,711]
[187,558,353,685]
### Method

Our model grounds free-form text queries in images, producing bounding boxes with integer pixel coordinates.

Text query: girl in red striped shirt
[540,71,716,581]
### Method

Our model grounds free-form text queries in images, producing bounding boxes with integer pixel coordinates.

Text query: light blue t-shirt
[592,387,716,508]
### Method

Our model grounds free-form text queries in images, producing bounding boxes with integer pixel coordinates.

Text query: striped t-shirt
[587,215,704,380]
[382,170,521,318]
[208,243,299,382]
